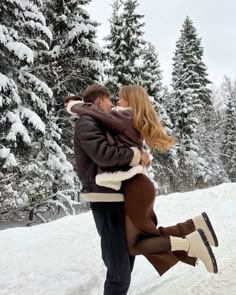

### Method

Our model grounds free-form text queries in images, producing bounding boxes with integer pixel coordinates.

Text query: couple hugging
[65,84,218,295]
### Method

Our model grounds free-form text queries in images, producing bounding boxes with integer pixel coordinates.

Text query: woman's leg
[125,215,171,255]
[126,215,217,273]
[158,213,218,248]
[158,219,195,237]
[123,174,217,274]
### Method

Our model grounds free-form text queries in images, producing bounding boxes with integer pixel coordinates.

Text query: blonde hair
[119,85,176,152]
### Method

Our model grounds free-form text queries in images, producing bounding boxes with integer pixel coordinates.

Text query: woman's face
[117,97,128,107]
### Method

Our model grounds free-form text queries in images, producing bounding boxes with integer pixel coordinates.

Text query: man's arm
[75,115,141,168]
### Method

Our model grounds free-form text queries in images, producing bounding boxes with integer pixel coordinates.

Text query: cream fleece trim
[80,192,124,202]
[130,147,141,167]
[66,100,84,115]
[113,106,133,111]
[95,164,144,190]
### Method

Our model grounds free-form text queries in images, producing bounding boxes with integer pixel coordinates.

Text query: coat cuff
[96,165,144,190]
[129,147,141,166]
[66,100,83,115]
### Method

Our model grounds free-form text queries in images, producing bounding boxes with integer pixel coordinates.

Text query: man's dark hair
[82,83,111,103]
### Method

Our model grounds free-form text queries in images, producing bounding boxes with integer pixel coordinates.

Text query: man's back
[74,114,141,201]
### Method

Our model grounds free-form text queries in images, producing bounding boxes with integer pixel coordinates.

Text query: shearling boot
[192,212,219,247]
[186,229,218,273]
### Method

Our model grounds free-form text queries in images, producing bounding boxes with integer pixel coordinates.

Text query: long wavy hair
[119,85,176,152]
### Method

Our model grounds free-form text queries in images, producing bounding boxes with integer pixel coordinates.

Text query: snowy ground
[0,183,235,295]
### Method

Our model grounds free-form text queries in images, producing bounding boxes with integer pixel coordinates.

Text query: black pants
[91,202,135,295]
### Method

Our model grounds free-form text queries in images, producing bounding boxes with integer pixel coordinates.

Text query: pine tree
[171,17,213,190]
[149,89,179,194]
[141,42,162,97]
[221,77,236,181]
[104,0,124,96]
[105,0,145,94]
[43,0,104,101]
[0,0,77,212]
[0,0,51,209]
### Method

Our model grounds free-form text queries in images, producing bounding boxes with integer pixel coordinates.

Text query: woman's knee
[128,246,138,256]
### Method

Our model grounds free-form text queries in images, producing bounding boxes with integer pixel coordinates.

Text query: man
[69,84,149,294]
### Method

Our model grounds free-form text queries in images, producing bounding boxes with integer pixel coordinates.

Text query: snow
[81,58,103,72]
[30,93,47,115]
[6,122,31,143]
[49,45,61,58]
[0,25,9,45]
[27,20,53,41]
[0,148,18,168]
[6,111,31,143]
[0,183,235,295]
[3,153,18,168]
[20,72,53,98]
[20,107,46,134]
[0,73,13,92]
[0,147,10,159]
[6,42,34,64]
[68,23,91,40]
[23,10,46,26]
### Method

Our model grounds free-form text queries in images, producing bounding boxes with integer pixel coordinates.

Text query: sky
[0,183,235,294]
[87,0,236,86]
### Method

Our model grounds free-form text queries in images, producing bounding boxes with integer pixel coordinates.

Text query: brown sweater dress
[71,103,197,276]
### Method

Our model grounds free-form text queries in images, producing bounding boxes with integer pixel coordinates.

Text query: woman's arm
[67,101,132,133]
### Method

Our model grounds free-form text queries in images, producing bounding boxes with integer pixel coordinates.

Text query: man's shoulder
[74,114,102,137]
[75,114,97,126]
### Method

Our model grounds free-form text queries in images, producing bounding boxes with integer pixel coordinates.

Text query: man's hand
[140,151,149,167]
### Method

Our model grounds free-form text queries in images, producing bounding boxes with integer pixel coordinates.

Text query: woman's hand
[140,151,149,167]
[64,95,82,107]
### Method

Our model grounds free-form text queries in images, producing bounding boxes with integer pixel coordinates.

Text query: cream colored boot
[186,229,218,273]
[192,212,219,247]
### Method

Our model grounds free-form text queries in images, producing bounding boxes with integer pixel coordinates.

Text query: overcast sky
[87,0,236,86]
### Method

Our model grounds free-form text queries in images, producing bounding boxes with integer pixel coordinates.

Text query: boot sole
[202,212,219,247]
[198,228,218,273]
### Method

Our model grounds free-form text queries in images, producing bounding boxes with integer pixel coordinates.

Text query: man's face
[95,96,113,111]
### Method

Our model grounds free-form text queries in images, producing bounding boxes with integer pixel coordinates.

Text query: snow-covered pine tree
[195,107,229,186]
[141,42,162,97]
[171,17,213,191]
[104,0,145,94]
[221,77,236,181]
[0,0,77,213]
[104,0,124,97]
[150,89,179,194]
[0,0,53,210]
[42,0,104,102]
[118,0,145,85]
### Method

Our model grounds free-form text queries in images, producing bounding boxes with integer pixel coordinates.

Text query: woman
[66,85,218,275]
